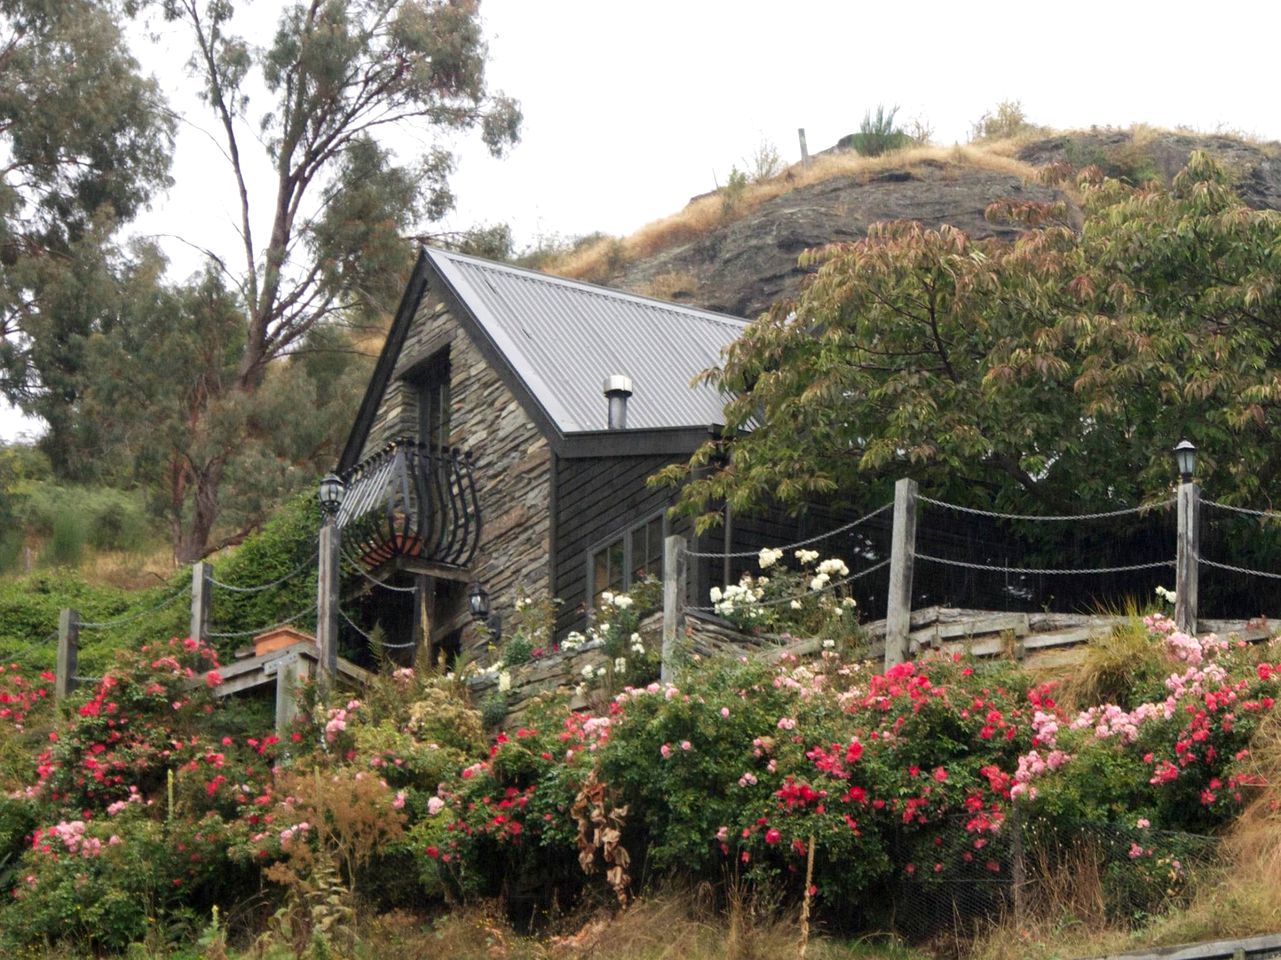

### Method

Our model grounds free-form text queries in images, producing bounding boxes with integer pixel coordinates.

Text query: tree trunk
[173,456,226,564]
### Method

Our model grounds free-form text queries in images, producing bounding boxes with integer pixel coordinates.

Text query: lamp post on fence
[316,474,346,684]
[1173,440,1200,635]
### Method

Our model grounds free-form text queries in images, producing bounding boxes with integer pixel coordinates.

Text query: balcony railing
[337,438,482,569]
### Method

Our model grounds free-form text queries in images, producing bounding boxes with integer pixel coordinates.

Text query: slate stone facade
[358,292,552,655]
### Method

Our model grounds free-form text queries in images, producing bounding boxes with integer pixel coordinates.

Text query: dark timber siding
[555,454,694,633]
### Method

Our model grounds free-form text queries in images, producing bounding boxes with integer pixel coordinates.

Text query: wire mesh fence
[1199,501,1281,620]
[910,498,1179,616]
[882,813,1218,943]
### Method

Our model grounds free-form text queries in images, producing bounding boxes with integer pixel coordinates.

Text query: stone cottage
[336,246,765,662]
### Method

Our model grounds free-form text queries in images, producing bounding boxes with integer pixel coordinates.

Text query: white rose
[498,671,512,692]
[614,657,627,673]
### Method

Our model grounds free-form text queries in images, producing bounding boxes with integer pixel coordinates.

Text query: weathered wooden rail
[1084,931,1281,960]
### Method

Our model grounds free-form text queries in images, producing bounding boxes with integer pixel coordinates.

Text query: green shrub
[838,105,912,157]
[970,99,1037,141]
[206,492,321,658]
[720,166,750,214]
[21,483,155,558]
[1064,138,1160,184]
[44,507,87,566]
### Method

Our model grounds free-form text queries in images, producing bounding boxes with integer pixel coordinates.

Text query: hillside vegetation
[540,123,1281,320]
[2,582,1281,958]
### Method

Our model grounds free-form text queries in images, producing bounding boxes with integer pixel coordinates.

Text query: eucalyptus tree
[0,0,174,468]
[127,0,521,559]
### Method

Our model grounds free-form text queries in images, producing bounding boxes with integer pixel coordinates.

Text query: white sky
[4,0,1281,441]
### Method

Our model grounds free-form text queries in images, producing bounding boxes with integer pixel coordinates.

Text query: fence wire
[3,630,60,666]
[910,496,1178,614]
[78,586,190,631]
[1199,500,1281,618]
[211,547,318,594]
[920,496,1176,522]
[207,606,315,640]
[686,501,894,559]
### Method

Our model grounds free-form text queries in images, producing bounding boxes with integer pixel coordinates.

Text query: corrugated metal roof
[427,247,746,434]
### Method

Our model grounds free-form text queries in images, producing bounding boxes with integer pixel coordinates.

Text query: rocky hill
[551,129,1281,321]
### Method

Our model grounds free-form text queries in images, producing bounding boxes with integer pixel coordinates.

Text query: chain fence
[77,585,190,631]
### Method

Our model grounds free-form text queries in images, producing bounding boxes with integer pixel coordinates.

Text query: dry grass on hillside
[547,122,1281,289]
[85,545,177,590]
[551,143,1044,284]
[333,893,925,960]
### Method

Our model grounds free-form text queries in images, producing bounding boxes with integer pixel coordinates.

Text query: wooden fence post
[274,654,304,739]
[56,608,79,701]
[316,522,340,684]
[798,128,810,168]
[885,478,919,670]
[662,534,688,683]
[1176,481,1200,635]
[190,561,212,643]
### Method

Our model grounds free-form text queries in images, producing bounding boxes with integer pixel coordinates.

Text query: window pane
[593,538,625,607]
[647,515,664,582]
[416,352,451,451]
[608,539,625,591]
[592,548,610,607]
[630,527,647,582]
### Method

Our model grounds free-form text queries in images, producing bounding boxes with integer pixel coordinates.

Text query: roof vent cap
[603,375,633,430]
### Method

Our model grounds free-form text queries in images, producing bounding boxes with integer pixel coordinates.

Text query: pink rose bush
[2,609,1279,950]
[423,614,1281,930]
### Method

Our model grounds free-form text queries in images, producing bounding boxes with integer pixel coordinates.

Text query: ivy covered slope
[1,590,1279,954]
[0,493,321,675]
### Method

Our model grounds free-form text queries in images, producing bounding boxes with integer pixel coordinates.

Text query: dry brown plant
[643,271,699,301]
[548,145,1043,286]
[571,767,632,905]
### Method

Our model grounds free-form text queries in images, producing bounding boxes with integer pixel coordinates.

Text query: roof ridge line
[426,245,750,331]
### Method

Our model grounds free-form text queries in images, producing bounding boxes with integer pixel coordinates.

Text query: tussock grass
[550,122,1281,290]
[1060,605,1165,711]
[310,894,926,960]
[84,544,176,590]
[551,145,1044,284]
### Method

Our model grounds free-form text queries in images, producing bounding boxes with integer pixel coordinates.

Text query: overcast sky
[5,0,1281,440]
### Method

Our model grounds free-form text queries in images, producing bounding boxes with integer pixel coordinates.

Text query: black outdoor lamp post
[315,473,347,681]
[468,581,502,642]
[1173,440,1197,484]
[318,473,346,520]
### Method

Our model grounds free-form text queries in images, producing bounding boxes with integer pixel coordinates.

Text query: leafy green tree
[71,0,520,561]
[665,153,1281,527]
[0,0,174,468]
[110,0,523,560]
[76,247,370,559]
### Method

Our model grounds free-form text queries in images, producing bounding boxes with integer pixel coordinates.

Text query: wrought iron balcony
[337,438,482,568]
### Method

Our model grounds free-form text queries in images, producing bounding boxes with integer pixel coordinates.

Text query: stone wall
[468,611,664,721]
[360,293,552,654]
